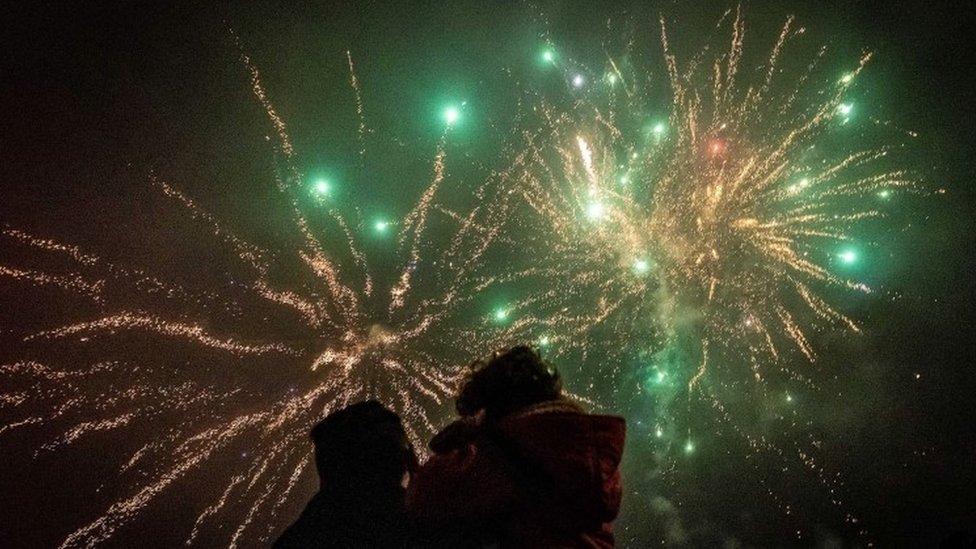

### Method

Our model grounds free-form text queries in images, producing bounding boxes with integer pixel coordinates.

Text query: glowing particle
[655,428,663,438]
[840,73,854,84]
[585,202,605,220]
[572,74,585,88]
[651,370,666,384]
[493,308,509,322]
[312,179,331,196]
[542,48,555,63]
[607,73,617,85]
[837,249,858,265]
[633,258,650,274]
[538,335,550,346]
[878,189,891,199]
[787,177,811,195]
[837,102,854,123]
[619,175,630,185]
[374,220,390,233]
[708,140,726,155]
[786,393,793,403]
[684,440,695,454]
[652,122,667,135]
[443,106,460,125]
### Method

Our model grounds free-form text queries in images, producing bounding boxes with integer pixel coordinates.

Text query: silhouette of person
[407,345,627,548]
[274,400,418,548]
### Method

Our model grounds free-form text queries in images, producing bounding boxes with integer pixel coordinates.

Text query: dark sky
[2,1,975,547]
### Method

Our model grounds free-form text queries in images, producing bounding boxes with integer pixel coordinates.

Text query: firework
[495,10,921,536]
[0,9,926,546]
[0,39,547,547]
[510,9,918,391]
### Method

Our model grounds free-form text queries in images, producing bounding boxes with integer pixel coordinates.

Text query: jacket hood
[495,399,626,523]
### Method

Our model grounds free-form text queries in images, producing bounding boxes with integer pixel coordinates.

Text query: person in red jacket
[407,345,626,548]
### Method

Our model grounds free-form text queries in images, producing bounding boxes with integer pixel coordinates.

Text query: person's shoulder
[498,399,626,460]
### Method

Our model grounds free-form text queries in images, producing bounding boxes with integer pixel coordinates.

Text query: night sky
[2,1,975,547]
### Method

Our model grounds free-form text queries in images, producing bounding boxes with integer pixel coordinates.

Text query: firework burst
[495,9,922,535]
[511,9,918,393]
[0,37,553,547]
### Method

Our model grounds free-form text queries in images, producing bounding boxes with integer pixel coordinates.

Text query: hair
[310,400,417,488]
[456,344,562,421]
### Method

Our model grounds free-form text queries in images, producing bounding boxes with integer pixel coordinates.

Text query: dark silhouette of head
[310,400,416,492]
[457,344,562,421]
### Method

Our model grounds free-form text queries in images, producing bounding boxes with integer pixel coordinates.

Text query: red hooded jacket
[407,400,626,548]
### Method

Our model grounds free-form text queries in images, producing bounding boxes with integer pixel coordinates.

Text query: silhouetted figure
[407,345,626,548]
[275,400,417,549]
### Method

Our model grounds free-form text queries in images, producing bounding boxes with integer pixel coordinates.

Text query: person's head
[456,344,562,421]
[310,400,417,491]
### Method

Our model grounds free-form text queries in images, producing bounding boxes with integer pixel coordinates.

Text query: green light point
[633,258,650,274]
[538,335,550,346]
[374,220,390,233]
[684,440,695,454]
[443,106,460,126]
[312,179,331,196]
[585,202,605,220]
[786,393,793,403]
[493,308,509,322]
[655,428,664,438]
[878,189,891,199]
[837,249,858,265]
[541,48,556,64]
[837,102,854,117]
[840,73,854,84]
[652,122,667,136]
